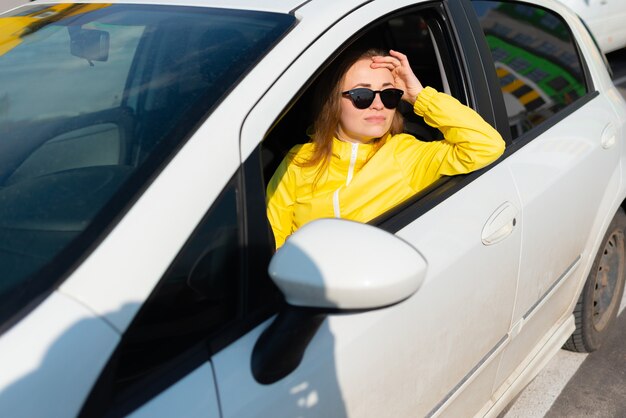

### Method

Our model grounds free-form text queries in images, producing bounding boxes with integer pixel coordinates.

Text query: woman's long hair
[296,48,405,187]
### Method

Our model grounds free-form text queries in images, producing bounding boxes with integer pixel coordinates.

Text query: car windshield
[0,4,294,327]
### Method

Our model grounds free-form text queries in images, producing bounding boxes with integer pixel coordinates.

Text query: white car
[557,0,626,53]
[0,1,625,417]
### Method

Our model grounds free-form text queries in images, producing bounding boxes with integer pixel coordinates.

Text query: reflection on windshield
[0,4,294,327]
[0,4,112,56]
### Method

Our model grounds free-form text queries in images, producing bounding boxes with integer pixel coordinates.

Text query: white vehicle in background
[558,0,626,53]
[0,1,625,418]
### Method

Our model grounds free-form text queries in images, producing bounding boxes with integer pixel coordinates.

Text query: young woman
[266,49,505,249]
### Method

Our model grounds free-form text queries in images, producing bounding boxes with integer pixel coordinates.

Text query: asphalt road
[503,294,626,418]
[545,308,626,417]
[503,49,626,418]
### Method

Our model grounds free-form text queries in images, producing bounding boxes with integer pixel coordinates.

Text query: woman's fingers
[370,50,423,102]
[389,49,409,64]
[370,56,400,69]
[372,50,423,103]
[370,62,396,71]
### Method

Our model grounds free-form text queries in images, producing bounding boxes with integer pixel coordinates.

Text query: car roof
[26,0,364,15]
[25,0,561,19]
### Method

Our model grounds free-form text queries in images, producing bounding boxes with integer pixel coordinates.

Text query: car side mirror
[252,218,427,384]
[269,218,426,310]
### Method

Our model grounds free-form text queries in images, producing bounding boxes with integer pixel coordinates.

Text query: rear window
[472,1,588,140]
[0,3,294,328]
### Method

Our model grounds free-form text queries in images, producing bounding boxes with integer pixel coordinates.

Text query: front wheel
[564,208,626,352]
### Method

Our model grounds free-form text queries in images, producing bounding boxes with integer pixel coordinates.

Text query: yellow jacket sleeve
[266,148,299,249]
[397,86,506,191]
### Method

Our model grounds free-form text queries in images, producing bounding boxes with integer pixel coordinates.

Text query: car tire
[564,208,626,353]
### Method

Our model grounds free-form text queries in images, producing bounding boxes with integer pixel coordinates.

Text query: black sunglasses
[341,88,404,109]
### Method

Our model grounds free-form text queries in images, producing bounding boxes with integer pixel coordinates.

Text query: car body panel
[483,314,576,417]
[0,292,120,417]
[128,362,221,418]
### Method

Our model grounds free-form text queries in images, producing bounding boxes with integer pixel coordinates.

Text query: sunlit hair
[295,48,404,187]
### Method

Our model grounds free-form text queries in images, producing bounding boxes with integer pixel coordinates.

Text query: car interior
[0,9,279,317]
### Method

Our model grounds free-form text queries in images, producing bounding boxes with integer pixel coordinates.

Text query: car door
[469,0,625,398]
[212,1,522,417]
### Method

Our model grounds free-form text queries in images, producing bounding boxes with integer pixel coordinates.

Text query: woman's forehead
[343,58,394,87]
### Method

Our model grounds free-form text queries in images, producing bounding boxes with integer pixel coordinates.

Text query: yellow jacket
[266,87,505,248]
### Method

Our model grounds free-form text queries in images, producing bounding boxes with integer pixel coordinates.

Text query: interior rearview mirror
[69,27,110,62]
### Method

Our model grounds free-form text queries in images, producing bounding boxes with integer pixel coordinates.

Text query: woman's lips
[365,116,386,123]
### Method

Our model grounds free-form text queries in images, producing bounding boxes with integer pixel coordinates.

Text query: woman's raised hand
[371,49,423,104]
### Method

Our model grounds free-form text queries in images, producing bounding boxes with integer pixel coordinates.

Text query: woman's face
[337,58,397,144]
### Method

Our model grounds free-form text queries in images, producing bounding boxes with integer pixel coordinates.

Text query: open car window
[261,7,460,185]
[260,4,469,231]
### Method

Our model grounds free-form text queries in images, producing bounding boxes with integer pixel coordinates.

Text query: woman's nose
[370,93,384,110]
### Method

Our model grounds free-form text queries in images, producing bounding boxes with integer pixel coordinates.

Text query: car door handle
[482,202,518,245]
[601,122,616,149]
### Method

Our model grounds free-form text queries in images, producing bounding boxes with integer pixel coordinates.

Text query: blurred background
[2,0,26,12]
